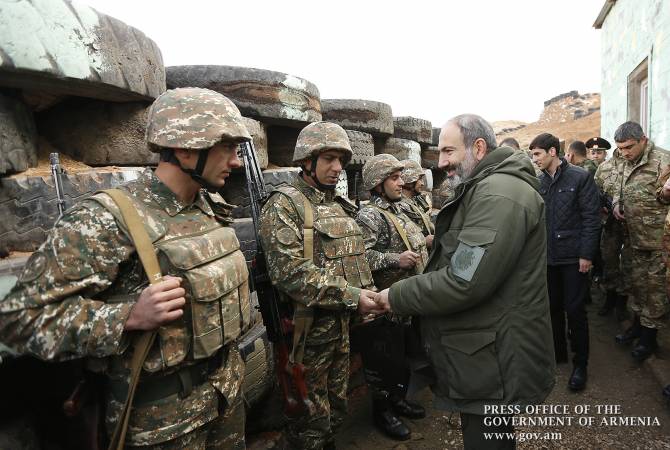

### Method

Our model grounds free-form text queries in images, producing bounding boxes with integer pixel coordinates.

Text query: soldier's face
[382,170,404,201]
[201,141,242,187]
[308,150,346,186]
[616,138,646,162]
[588,148,606,164]
[414,176,426,192]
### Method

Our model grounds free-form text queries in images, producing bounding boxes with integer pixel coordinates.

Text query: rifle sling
[409,200,434,234]
[371,205,413,252]
[103,189,162,450]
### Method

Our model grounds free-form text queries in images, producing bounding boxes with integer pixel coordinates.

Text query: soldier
[355,154,429,441]
[400,159,435,247]
[566,140,598,176]
[612,121,670,361]
[434,169,462,208]
[586,136,610,166]
[259,121,378,450]
[593,142,629,319]
[0,88,254,449]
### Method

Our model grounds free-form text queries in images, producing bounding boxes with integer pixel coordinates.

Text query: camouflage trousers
[600,219,628,294]
[285,340,349,450]
[629,249,670,329]
[127,392,245,450]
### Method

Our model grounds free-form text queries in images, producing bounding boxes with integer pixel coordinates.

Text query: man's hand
[425,234,434,249]
[358,289,384,316]
[612,204,625,221]
[663,178,670,200]
[125,276,186,331]
[398,250,420,269]
[578,258,592,273]
[374,289,392,314]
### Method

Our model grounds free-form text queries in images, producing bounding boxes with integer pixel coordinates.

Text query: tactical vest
[272,184,374,291]
[90,189,251,373]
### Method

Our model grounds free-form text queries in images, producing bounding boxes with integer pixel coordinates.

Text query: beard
[447,146,479,180]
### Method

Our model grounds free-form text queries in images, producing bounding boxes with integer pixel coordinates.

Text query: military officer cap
[400,160,424,184]
[585,136,611,151]
[293,121,353,164]
[146,87,251,152]
[362,154,405,191]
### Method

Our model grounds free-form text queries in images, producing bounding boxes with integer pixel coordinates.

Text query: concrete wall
[600,0,670,148]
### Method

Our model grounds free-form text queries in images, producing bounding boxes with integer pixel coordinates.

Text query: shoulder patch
[451,242,485,282]
[276,227,298,245]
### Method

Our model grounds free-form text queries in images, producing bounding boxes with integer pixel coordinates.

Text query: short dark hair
[499,137,520,150]
[568,140,587,157]
[529,133,560,155]
[614,121,645,142]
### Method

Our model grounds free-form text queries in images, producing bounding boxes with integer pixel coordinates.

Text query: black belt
[108,349,225,406]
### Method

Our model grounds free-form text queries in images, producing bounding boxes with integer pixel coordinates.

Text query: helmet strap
[304,154,336,191]
[168,147,221,193]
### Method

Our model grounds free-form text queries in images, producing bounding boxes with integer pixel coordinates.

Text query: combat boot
[391,397,426,419]
[372,395,411,441]
[615,315,641,344]
[598,290,617,316]
[631,327,658,361]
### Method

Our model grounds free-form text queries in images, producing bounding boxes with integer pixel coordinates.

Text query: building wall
[600,0,670,148]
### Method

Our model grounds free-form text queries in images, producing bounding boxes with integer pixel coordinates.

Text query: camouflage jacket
[356,194,428,290]
[399,194,435,235]
[435,174,462,208]
[0,170,246,446]
[575,158,598,177]
[615,141,670,249]
[259,176,374,347]
[594,150,624,197]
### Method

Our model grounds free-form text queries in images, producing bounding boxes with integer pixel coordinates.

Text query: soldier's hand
[425,234,434,249]
[125,276,186,331]
[374,289,392,313]
[398,251,420,269]
[613,204,625,221]
[358,289,384,316]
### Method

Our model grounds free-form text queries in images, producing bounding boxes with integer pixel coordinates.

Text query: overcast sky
[81,0,606,126]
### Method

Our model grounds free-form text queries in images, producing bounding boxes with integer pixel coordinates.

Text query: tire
[238,322,274,408]
[241,117,268,170]
[37,98,157,166]
[219,168,300,218]
[0,168,144,253]
[166,65,321,126]
[0,92,38,175]
[374,137,421,164]
[0,0,165,102]
[345,130,374,169]
[432,127,441,146]
[421,146,439,169]
[321,99,393,136]
[392,116,433,145]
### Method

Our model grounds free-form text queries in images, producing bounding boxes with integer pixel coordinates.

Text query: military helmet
[362,154,405,191]
[401,159,425,184]
[146,87,251,152]
[292,121,353,164]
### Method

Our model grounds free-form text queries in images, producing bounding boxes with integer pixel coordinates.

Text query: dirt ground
[332,291,670,450]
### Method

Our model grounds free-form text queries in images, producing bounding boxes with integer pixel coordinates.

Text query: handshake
[357,288,392,317]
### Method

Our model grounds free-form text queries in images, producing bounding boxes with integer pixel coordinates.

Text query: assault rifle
[239,141,313,417]
[50,153,66,217]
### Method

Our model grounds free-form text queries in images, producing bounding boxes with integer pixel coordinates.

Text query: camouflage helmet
[292,121,353,164]
[362,154,405,191]
[401,159,425,184]
[146,87,251,152]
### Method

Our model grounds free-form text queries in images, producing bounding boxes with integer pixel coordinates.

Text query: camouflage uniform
[399,160,435,236]
[594,151,630,297]
[0,88,252,449]
[434,173,462,208]
[615,141,670,328]
[576,158,598,177]
[259,122,374,449]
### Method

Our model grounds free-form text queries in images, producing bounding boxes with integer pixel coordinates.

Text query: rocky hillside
[494,91,601,150]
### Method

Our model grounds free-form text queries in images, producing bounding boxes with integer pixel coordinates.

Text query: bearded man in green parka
[374,114,556,450]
